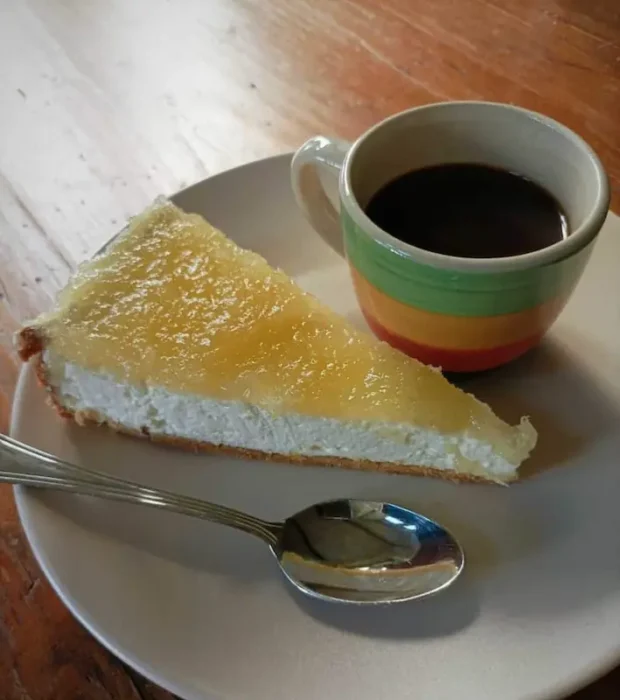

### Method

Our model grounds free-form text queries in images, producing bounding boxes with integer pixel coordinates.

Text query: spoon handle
[0,434,279,546]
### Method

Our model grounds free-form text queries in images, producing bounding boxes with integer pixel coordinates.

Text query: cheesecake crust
[17,326,506,485]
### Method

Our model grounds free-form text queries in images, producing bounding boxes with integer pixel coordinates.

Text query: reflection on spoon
[278,500,464,603]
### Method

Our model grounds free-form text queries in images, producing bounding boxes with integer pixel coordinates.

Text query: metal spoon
[0,434,464,605]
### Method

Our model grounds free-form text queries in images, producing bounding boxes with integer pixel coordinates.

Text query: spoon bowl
[277,500,464,604]
[0,435,464,605]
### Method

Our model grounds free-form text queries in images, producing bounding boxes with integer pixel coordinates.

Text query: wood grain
[0,0,619,697]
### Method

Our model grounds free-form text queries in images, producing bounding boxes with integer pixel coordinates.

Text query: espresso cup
[291,101,609,372]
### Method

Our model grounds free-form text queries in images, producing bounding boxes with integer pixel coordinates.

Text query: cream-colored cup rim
[341,101,610,273]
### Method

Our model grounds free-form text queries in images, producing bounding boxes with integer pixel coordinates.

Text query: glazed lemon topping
[36,200,533,461]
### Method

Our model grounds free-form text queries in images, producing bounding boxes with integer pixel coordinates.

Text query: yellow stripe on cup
[350,266,567,351]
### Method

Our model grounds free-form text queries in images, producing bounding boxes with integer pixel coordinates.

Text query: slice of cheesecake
[17,199,536,484]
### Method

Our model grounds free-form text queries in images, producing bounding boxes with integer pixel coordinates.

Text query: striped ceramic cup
[291,102,609,372]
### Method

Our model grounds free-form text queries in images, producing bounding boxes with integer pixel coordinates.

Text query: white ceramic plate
[11,154,620,700]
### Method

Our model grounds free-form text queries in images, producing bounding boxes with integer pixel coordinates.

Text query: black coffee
[364,163,568,258]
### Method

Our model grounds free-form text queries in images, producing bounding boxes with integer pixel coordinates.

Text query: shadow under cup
[341,103,609,372]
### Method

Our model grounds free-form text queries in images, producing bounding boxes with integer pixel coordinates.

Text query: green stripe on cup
[342,208,593,317]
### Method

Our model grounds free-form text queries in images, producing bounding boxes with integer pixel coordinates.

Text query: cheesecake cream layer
[43,349,523,482]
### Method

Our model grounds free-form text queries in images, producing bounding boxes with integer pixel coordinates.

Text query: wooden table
[1,1,619,697]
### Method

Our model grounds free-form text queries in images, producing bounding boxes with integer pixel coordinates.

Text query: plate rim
[10,152,620,700]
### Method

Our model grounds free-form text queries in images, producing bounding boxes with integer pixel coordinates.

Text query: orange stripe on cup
[364,313,543,373]
[351,266,566,351]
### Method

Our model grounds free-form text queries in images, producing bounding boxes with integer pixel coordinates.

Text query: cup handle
[291,136,351,257]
